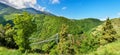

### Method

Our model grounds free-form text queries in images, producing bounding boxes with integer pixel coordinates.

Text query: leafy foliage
[13,12,37,52]
[79,34,99,54]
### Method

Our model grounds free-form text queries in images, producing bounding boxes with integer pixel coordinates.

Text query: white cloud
[0,0,46,11]
[51,0,60,4]
[99,16,109,21]
[62,7,67,10]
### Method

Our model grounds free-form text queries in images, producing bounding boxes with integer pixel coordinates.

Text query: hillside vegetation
[87,40,120,55]
[1,12,120,55]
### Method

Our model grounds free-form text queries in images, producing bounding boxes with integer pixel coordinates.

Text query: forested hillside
[0,11,105,54]
[1,11,120,55]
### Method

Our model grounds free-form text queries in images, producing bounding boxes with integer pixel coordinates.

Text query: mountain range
[0,2,53,16]
[0,2,54,25]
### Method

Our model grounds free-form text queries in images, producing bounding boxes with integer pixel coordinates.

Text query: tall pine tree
[100,17,117,45]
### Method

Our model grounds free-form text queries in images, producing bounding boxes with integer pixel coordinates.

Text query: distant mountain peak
[0,0,47,13]
[0,2,53,15]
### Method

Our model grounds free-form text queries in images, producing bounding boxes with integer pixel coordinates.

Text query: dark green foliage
[0,23,17,48]
[0,24,5,45]
[0,16,6,25]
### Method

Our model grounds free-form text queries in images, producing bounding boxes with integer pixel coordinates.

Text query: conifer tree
[100,17,117,45]
[50,24,75,55]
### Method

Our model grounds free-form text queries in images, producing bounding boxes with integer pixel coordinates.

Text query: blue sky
[37,0,81,19]
[37,0,120,20]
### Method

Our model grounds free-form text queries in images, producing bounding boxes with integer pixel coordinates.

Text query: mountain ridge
[0,2,53,15]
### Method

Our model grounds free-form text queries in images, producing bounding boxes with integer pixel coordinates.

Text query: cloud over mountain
[0,0,46,11]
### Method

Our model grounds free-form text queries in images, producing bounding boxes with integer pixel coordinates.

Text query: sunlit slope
[87,40,120,55]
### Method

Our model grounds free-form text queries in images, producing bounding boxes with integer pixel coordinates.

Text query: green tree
[13,12,37,52]
[50,24,76,55]
[80,34,99,53]
[100,18,117,45]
